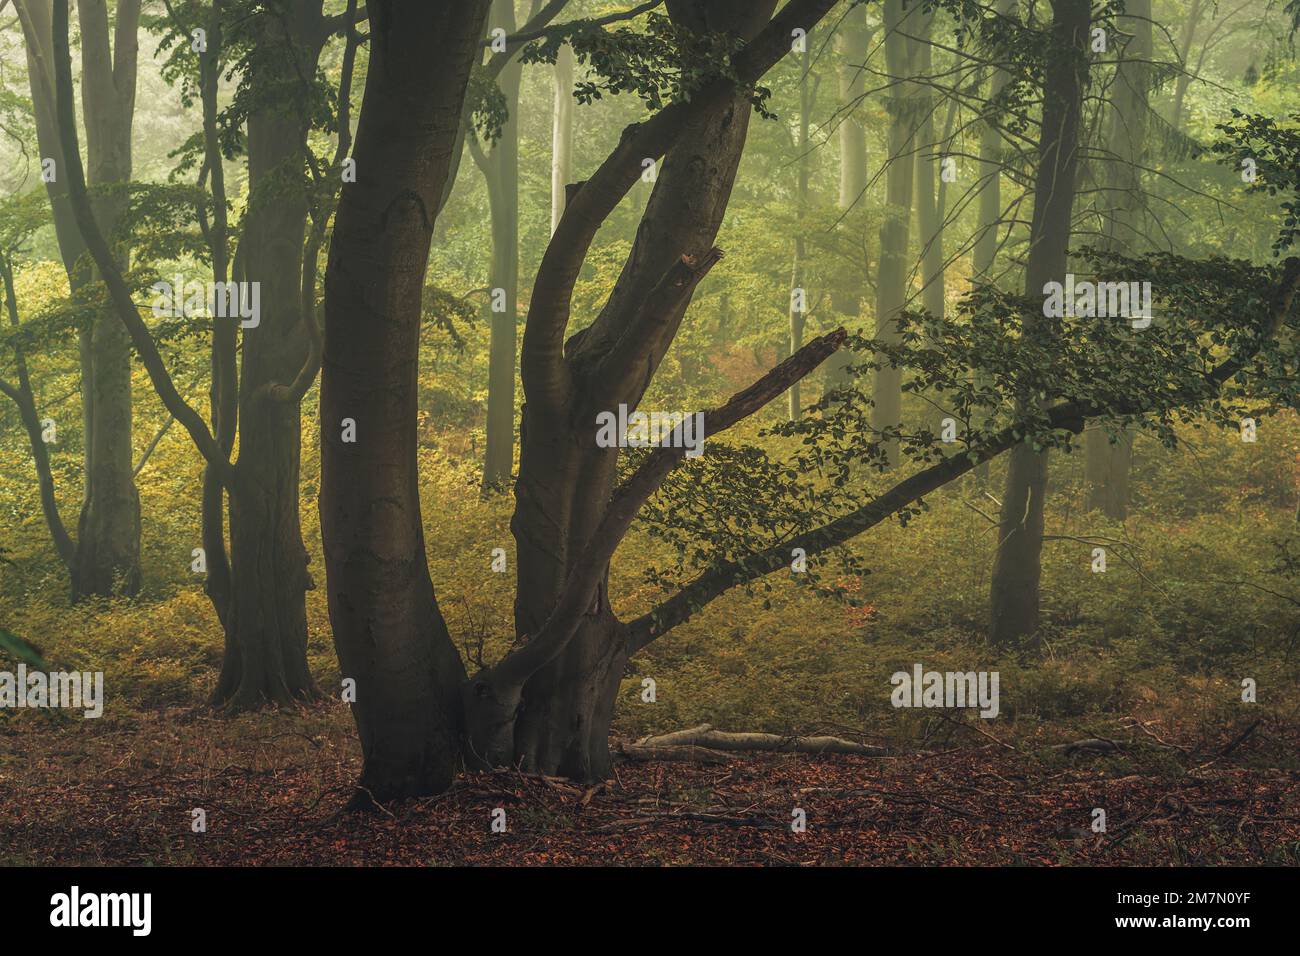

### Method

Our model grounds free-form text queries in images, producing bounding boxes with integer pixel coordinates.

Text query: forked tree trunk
[486,1,777,781]
[320,0,491,800]
[71,0,141,598]
[208,2,329,709]
[989,0,1091,645]
[15,0,142,598]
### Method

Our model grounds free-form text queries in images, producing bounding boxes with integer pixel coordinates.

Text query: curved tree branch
[523,0,841,413]
[625,256,1300,653]
[51,0,238,491]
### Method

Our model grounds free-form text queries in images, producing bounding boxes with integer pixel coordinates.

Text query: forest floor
[2,702,1297,866]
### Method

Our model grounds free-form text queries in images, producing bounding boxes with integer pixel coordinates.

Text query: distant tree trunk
[71,0,142,598]
[971,0,1013,487]
[788,44,811,420]
[913,36,944,328]
[825,0,868,389]
[480,0,523,492]
[320,0,491,800]
[913,24,947,432]
[989,0,1091,645]
[872,0,926,466]
[15,0,142,598]
[1170,0,1203,133]
[1084,0,1150,520]
[551,42,575,235]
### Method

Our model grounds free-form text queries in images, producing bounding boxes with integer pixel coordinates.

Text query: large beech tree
[315,0,1300,803]
[321,0,844,800]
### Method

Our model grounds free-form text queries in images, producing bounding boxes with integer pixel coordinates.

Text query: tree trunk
[16,0,142,598]
[320,0,490,800]
[551,42,575,235]
[72,0,142,598]
[989,0,1091,646]
[1084,0,1150,520]
[206,1,331,708]
[788,44,810,420]
[825,1,868,389]
[872,0,925,467]
[481,0,522,491]
[970,0,1012,486]
[478,0,780,780]
[913,25,948,433]
[1170,0,1202,133]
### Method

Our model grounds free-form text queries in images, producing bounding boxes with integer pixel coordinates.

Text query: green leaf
[0,628,49,668]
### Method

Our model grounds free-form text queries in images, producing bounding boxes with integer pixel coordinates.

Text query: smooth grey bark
[788,44,812,420]
[871,0,927,466]
[14,0,142,598]
[970,0,1014,486]
[1084,0,1151,520]
[913,31,944,330]
[479,0,523,492]
[551,41,575,234]
[988,0,1092,645]
[317,0,837,798]
[825,0,868,389]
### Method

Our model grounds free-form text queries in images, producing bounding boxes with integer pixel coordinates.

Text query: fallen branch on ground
[637,723,888,756]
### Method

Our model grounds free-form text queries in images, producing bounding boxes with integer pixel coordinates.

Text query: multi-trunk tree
[47,0,361,707]
[11,0,143,599]
[315,0,1300,803]
[320,0,845,800]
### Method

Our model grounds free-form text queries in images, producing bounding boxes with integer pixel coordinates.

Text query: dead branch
[637,724,887,757]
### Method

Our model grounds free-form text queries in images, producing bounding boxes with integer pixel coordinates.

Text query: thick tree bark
[988,0,1092,645]
[1084,0,1150,520]
[320,0,491,800]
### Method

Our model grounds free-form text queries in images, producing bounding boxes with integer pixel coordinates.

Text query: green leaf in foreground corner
[0,627,49,668]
